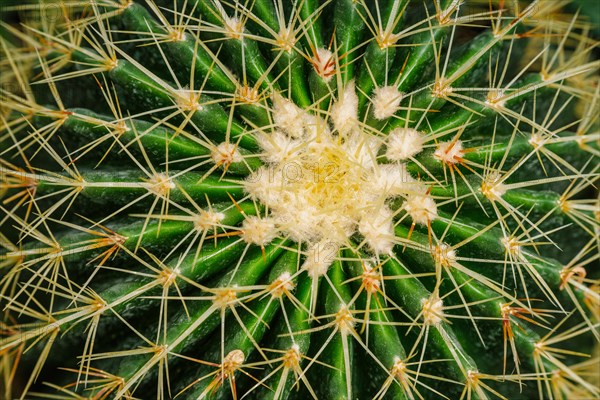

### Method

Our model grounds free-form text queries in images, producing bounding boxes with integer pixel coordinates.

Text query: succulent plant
[1,0,599,399]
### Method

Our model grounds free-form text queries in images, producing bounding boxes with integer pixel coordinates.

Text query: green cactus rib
[0,1,599,399]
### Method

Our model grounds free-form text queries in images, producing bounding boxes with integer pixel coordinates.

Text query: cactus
[1,0,599,399]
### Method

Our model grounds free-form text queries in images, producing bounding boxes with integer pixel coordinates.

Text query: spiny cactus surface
[1,0,599,399]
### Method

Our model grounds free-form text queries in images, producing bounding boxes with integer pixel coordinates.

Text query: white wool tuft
[244,166,281,205]
[371,164,414,196]
[241,216,278,246]
[433,243,457,267]
[359,206,395,255]
[211,142,242,166]
[404,193,438,225]
[302,113,331,141]
[148,173,175,196]
[481,171,507,201]
[372,86,403,120]
[422,296,444,325]
[312,48,335,82]
[246,87,434,249]
[386,128,424,161]
[194,210,225,232]
[342,130,381,169]
[331,81,358,135]
[434,140,464,164]
[272,93,307,138]
[302,240,338,277]
[223,16,244,39]
[274,203,321,243]
[501,236,521,256]
[256,131,302,163]
[275,26,296,52]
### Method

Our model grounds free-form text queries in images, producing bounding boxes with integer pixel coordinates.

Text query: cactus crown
[0,0,599,399]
